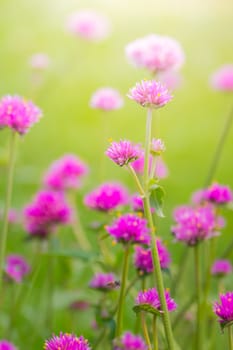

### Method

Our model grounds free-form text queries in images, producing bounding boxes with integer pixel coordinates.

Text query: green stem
[141,312,152,350]
[194,244,202,350]
[170,248,189,296]
[172,293,195,330]
[116,244,130,337]
[228,326,233,350]
[222,237,233,259]
[0,131,17,291]
[127,164,145,196]
[150,156,157,179]
[152,315,158,350]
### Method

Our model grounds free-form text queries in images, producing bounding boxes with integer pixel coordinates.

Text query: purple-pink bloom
[0,340,17,350]
[24,190,71,238]
[66,10,110,42]
[136,287,177,312]
[44,332,91,350]
[113,331,147,350]
[131,194,155,213]
[29,53,50,70]
[213,292,233,324]
[5,254,30,283]
[128,80,172,108]
[106,140,140,167]
[191,189,207,205]
[125,34,185,73]
[131,149,168,179]
[90,88,123,111]
[0,208,20,224]
[204,183,232,205]
[106,213,150,245]
[84,182,128,212]
[210,64,233,92]
[43,154,88,191]
[89,272,117,291]
[211,260,232,277]
[0,95,42,135]
[150,138,165,155]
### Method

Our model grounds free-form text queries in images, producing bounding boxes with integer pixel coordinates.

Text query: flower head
[90,88,123,111]
[210,64,233,92]
[213,292,233,324]
[89,273,117,291]
[24,190,71,238]
[106,140,140,167]
[29,53,50,70]
[5,255,30,283]
[113,332,147,350]
[136,287,177,313]
[66,10,110,42]
[0,340,17,350]
[0,95,42,134]
[128,80,172,108]
[205,183,232,205]
[211,260,232,277]
[191,189,207,205]
[150,138,165,155]
[44,332,91,350]
[43,154,88,191]
[106,213,150,245]
[84,182,128,212]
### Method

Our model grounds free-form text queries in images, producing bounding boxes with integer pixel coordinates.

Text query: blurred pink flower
[28,53,50,70]
[106,140,140,167]
[0,208,20,224]
[5,254,30,283]
[150,138,166,155]
[205,183,232,205]
[89,272,117,291]
[113,332,147,350]
[211,259,232,277]
[90,88,123,111]
[0,340,17,350]
[157,70,183,91]
[210,64,233,92]
[131,149,168,179]
[191,189,207,205]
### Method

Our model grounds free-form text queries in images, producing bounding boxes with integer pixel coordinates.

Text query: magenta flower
[134,238,171,274]
[125,34,185,73]
[211,260,232,277]
[5,254,30,283]
[89,272,117,291]
[106,140,140,167]
[131,150,168,179]
[43,154,88,191]
[84,182,128,212]
[66,10,110,42]
[106,213,150,245]
[131,194,145,212]
[0,340,17,350]
[191,189,207,205]
[136,287,177,313]
[29,53,50,70]
[113,331,147,350]
[210,64,233,92]
[128,80,172,109]
[150,138,165,155]
[44,332,91,350]
[90,88,123,111]
[213,292,233,324]
[24,190,71,238]
[0,95,42,134]
[205,183,232,205]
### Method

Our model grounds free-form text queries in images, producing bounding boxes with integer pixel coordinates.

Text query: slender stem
[194,244,202,350]
[170,248,189,296]
[228,326,233,350]
[116,244,130,337]
[150,156,157,179]
[152,315,158,350]
[93,326,108,350]
[222,237,233,259]
[127,164,145,196]
[141,312,152,350]
[0,131,17,291]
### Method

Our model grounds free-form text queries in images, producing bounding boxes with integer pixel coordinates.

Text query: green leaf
[43,249,98,262]
[133,303,162,317]
[148,180,165,218]
[220,320,233,333]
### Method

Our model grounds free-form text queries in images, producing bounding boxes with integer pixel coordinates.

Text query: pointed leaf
[149,181,165,218]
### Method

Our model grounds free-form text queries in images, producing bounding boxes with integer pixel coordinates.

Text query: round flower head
[5,254,30,283]
[211,259,232,277]
[0,340,17,350]
[113,331,147,350]
[150,138,165,155]
[90,88,123,111]
[24,190,71,238]
[106,140,140,167]
[43,154,88,191]
[131,149,168,179]
[210,64,233,92]
[44,332,91,350]
[128,80,172,108]
[125,34,185,73]
[136,287,177,313]
[84,182,128,212]
[66,10,110,42]
[29,53,50,70]
[204,183,232,205]
[89,272,117,291]
[106,213,150,245]
[0,95,42,134]
[191,189,207,205]
[213,292,233,325]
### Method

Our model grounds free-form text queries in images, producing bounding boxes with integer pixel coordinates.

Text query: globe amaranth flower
[204,183,232,205]
[5,254,30,283]
[24,190,71,238]
[66,10,110,42]
[106,140,140,167]
[213,292,233,324]
[172,204,221,246]
[211,260,232,277]
[136,287,177,313]
[106,213,150,245]
[150,138,165,155]
[0,95,42,134]
[84,182,129,212]
[90,88,123,111]
[43,154,88,191]
[89,272,118,291]
[125,34,185,73]
[210,64,233,92]
[131,149,168,179]
[128,80,172,108]
[44,332,91,350]
[0,340,17,350]
[113,331,147,350]
[29,53,50,70]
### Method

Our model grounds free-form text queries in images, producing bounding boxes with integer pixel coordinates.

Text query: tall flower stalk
[194,244,202,350]
[228,327,233,350]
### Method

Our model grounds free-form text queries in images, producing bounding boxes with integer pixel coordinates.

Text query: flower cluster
[211,259,232,277]
[106,140,140,167]
[210,64,233,92]
[44,333,91,350]
[0,340,17,350]
[213,292,233,324]
[5,255,30,283]
[205,183,232,205]
[113,332,147,350]
[136,287,177,313]
[90,88,123,111]
[89,272,117,291]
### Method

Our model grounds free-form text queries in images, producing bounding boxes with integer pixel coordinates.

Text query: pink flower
[0,208,20,224]
[191,189,207,205]
[136,287,177,313]
[106,140,140,167]
[128,80,172,108]
[66,10,110,42]
[113,332,147,350]
[106,213,150,245]
[5,254,30,283]
[90,88,123,111]
[205,183,232,205]
[211,260,232,277]
[157,70,183,91]
[89,272,117,291]
[0,95,42,134]
[43,154,88,191]
[84,182,128,212]
[125,34,185,73]
[0,341,17,350]
[150,138,165,155]
[44,333,91,350]
[131,149,168,179]
[29,53,50,70]
[213,292,233,324]
[210,64,233,92]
